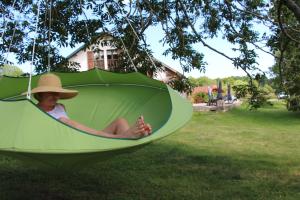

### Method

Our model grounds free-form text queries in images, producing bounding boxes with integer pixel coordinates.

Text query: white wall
[69,53,172,83]
[154,68,168,82]
[69,51,174,83]
[67,37,178,83]
[69,49,88,71]
[69,37,119,71]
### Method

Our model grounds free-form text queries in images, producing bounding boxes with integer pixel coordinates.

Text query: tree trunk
[282,0,300,23]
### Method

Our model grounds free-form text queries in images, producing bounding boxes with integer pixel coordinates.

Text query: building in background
[66,34,182,83]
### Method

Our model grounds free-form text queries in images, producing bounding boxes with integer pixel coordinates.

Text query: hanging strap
[47,0,53,72]
[26,0,41,99]
[110,2,166,81]
[105,4,138,72]
[113,2,159,71]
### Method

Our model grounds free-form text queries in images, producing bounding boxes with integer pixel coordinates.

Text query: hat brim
[22,86,78,100]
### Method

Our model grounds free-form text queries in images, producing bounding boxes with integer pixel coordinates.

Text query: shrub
[232,84,248,98]
[287,95,300,111]
[1,64,23,77]
[193,92,209,103]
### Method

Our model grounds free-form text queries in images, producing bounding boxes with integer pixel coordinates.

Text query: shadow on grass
[0,142,299,200]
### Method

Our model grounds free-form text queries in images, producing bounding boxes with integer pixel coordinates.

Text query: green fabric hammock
[0,69,192,168]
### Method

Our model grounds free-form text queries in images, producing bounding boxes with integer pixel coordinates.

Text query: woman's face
[38,92,60,106]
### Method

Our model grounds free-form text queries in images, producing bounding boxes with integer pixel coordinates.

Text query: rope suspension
[26,0,41,100]
[105,4,138,72]
[112,2,159,71]
[47,0,53,72]
[108,2,166,81]
[2,0,166,86]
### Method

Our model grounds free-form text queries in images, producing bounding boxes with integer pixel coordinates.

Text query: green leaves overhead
[0,0,269,75]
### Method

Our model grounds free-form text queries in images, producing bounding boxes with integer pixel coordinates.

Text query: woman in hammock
[26,73,152,138]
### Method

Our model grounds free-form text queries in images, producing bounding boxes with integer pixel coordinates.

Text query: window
[93,50,105,69]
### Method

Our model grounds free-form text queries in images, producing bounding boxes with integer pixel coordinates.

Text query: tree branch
[278,0,300,44]
[177,0,234,61]
[224,2,277,58]
[282,0,300,22]
[177,0,254,79]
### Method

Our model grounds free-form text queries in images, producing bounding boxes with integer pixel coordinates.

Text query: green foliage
[189,75,277,109]
[232,84,248,99]
[262,84,276,99]
[287,95,300,111]
[0,1,165,75]
[268,1,300,112]
[193,92,209,103]
[233,79,248,87]
[233,79,276,110]
[167,75,193,95]
[189,76,249,88]
[1,0,300,97]
[188,76,215,87]
[0,0,270,93]
[222,77,238,86]
[248,84,271,110]
[1,64,23,77]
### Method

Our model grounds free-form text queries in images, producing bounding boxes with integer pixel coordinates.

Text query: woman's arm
[59,117,125,138]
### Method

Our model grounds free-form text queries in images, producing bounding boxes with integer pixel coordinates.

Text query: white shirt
[47,104,69,119]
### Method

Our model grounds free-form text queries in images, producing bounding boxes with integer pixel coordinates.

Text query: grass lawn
[0,101,299,200]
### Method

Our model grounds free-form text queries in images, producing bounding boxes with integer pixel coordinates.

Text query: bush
[232,84,248,99]
[1,64,23,77]
[287,95,300,111]
[248,86,270,109]
[193,92,209,103]
[233,80,276,110]
[168,76,193,95]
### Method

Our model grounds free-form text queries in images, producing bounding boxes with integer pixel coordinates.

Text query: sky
[8,13,275,79]
[143,25,275,79]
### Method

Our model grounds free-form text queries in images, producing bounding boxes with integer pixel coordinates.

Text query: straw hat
[22,73,78,100]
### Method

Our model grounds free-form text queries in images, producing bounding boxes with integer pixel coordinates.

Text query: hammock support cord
[144,0,187,76]
[26,0,41,100]
[105,4,138,72]
[47,0,53,72]
[113,2,159,70]
[5,1,164,85]
[111,2,165,80]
